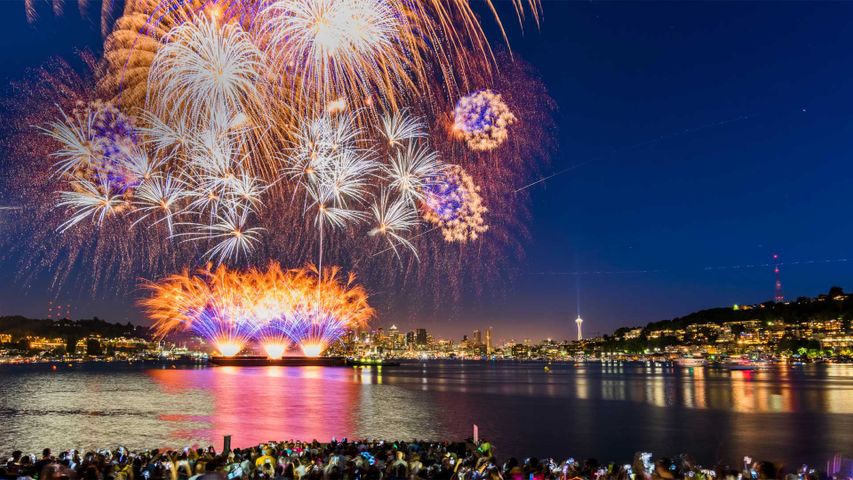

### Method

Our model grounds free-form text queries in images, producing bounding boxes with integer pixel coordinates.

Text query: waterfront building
[416,328,428,346]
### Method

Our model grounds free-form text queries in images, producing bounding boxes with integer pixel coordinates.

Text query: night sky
[1,1,852,342]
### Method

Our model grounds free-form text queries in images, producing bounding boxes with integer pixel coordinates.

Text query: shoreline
[2,357,852,369]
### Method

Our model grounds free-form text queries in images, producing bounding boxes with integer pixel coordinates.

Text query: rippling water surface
[1,361,851,465]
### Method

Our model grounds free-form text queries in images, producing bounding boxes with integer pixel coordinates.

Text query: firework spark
[44,101,142,191]
[259,0,399,98]
[132,174,186,235]
[286,112,378,231]
[253,0,541,122]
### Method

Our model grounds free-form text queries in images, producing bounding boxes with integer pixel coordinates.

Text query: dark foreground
[3,439,851,480]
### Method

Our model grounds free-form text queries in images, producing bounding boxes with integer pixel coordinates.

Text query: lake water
[1,361,851,466]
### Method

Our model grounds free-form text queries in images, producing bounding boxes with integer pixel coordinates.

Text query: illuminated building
[388,324,403,349]
[576,316,583,341]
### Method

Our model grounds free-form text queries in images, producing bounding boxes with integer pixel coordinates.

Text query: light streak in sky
[514,113,761,193]
[525,257,850,276]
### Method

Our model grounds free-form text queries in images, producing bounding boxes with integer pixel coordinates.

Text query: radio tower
[773,253,784,303]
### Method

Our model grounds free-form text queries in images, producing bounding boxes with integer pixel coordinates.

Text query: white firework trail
[56,177,126,232]
[132,174,187,235]
[308,183,367,230]
[368,188,419,260]
[257,0,399,97]
[42,108,97,177]
[123,147,167,182]
[319,148,378,208]
[284,117,337,188]
[226,172,269,208]
[147,16,263,129]
[384,141,442,204]
[179,204,265,263]
[137,109,188,153]
[379,110,426,147]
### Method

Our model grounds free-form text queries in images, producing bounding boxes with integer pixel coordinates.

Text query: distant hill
[627,286,853,334]
[0,316,149,340]
[601,287,853,354]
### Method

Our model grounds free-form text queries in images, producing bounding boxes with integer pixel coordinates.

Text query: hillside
[601,287,853,354]
[0,316,148,340]
[646,286,851,331]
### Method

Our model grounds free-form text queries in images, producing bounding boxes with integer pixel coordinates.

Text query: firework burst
[56,176,128,232]
[5,0,557,321]
[131,173,186,235]
[384,140,442,204]
[422,164,488,242]
[379,110,427,148]
[156,0,541,126]
[258,0,400,105]
[141,265,259,356]
[141,262,373,357]
[146,16,263,131]
[452,90,517,151]
[44,100,143,191]
[369,188,419,260]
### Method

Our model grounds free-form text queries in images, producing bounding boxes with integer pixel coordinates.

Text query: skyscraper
[416,328,428,346]
[472,329,482,345]
[485,327,493,354]
[389,324,402,348]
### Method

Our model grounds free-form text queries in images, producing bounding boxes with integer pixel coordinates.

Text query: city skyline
[4,285,851,359]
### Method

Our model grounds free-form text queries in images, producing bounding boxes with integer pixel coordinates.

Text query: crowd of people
[1,440,847,480]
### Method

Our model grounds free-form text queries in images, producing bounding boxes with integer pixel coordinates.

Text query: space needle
[575,315,583,341]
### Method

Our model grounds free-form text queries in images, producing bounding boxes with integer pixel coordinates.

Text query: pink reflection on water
[147,367,360,448]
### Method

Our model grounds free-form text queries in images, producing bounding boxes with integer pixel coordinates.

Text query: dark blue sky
[1,1,852,341]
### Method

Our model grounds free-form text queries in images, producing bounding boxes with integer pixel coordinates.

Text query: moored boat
[727,357,771,370]
[677,356,706,367]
